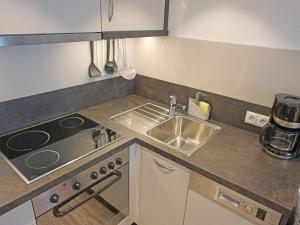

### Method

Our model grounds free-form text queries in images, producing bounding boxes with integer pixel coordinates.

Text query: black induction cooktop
[0,113,123,184]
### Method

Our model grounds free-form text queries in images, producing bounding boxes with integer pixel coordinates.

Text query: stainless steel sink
[111,103,171,133]
[111,103,221,156]
[146,116,221,156]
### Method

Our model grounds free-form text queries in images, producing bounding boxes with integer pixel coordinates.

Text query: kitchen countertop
[0,94,299,224]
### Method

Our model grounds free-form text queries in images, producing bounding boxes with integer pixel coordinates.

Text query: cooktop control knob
[49,194,59,204]
[108,162,115,170]
[90,171,98,180]
[244,205,254,214]
[73,181,81,190]
[115,158,122,165]
[100,167,107,174]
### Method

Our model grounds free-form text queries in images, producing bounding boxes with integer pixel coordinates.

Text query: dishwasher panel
[184,189,256,225]
[184,172,282,225]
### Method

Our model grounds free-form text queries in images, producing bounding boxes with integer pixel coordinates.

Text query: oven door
[36,163,129,225]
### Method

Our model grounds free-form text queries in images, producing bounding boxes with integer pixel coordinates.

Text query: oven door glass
[36,163,129,225]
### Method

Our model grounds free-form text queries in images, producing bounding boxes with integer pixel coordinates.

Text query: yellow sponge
[199,101,210,113]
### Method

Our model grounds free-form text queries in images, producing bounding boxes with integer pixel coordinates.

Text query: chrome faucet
[169,95,186,117]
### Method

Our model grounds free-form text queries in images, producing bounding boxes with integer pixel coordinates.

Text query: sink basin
[111,103,221,156]
[146,116,221,156]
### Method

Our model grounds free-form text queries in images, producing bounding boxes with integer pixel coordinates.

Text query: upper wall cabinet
[101,0,167,38]
[0,0,168,46]
[0,0,101,35]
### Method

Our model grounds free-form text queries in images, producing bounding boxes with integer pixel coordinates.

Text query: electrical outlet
[244,111,269,127]
[245,111,258,126]
[256,114,269,127]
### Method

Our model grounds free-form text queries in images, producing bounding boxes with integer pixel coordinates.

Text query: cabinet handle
[153,159,175,172]
[218,191,240,208]
[108,0,114,22]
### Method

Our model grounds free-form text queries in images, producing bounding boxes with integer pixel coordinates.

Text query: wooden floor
[37,193,126,225]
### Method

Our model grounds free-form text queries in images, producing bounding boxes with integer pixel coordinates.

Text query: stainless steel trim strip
[102,30,168,39]
[0,32,101,47]
[273,115,300,129]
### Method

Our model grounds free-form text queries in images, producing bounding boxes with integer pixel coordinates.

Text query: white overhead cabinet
[101,0,166,31]
[0,0,168,45]
[139,148,190,225]
[0,0,101,34]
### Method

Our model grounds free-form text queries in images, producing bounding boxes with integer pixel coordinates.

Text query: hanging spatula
[104,39,115,74]
[88,41,102,78]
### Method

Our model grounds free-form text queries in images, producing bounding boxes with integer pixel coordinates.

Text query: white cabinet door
[0,201,36,225]
[0,0,101,34]
[101,0,165,31]
[184,190,256,225]
[139,148,190,225]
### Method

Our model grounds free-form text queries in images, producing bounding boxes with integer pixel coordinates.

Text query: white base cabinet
[139,148,190,225]
[0,201,36,225]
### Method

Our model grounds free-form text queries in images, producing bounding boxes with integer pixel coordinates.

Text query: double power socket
[244,111,269,128]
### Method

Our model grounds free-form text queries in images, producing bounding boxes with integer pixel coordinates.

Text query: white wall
[170,0,300,50]
[0,39,134,103]
[133,0,300,107]
[0,42,94,102]
[134,36,300,107]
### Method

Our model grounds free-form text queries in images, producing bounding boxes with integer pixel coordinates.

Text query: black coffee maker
[260,93,300,159]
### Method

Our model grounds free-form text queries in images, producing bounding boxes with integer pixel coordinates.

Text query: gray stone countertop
[80,95,300,224]
[0,94,299,225]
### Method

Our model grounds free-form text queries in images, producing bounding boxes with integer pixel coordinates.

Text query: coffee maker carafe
[260,93,300,159]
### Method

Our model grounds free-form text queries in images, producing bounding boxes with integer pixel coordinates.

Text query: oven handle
[53,171,122,217]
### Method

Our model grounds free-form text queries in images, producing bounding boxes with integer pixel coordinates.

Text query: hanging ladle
[118,39,136,80]
[88,41,102,78]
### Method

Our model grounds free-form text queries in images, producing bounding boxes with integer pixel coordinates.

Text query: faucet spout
[169,95,186,116]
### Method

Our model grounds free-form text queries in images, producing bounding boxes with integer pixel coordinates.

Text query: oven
[32,148,129,225]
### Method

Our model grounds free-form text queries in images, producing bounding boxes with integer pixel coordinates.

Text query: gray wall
[134,75,270,133]
[0,77,134,135]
